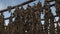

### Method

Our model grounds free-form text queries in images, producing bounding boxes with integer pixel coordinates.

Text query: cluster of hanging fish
[0,0,60,34]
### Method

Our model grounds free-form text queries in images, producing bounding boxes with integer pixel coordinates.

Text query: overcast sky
[0,0,44,10]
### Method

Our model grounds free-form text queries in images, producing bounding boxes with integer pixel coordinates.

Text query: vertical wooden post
[55,1,60,34]
[0,13,4,34]
[35,1,43,34]
[44,13,49,34]
[49,12,55,34]
[43,2,50,34]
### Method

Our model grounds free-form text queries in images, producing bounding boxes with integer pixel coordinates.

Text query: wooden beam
[48,0,54,2]
[50,4,55,7]
[0,0,36,13]
[4,15,57,20]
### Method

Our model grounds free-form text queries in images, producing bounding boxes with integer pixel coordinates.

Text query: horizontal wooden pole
[0,0,36,13]
[4,15,58,20]
[50,4,55,7]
